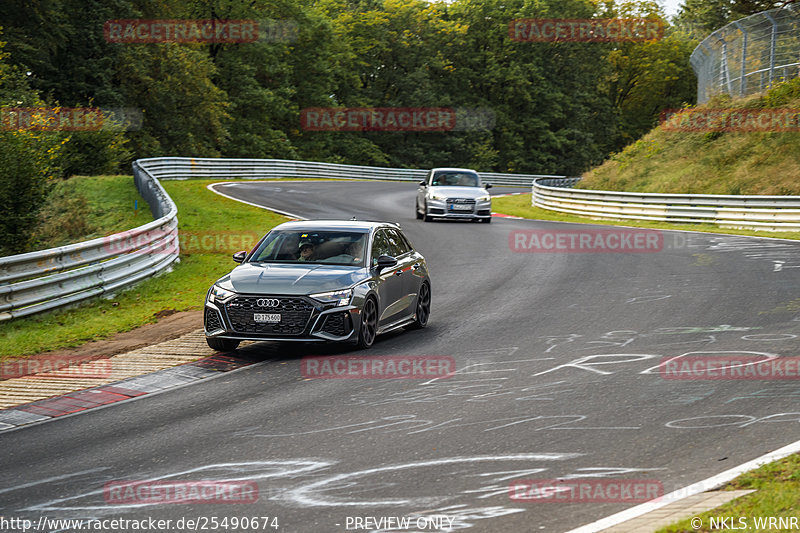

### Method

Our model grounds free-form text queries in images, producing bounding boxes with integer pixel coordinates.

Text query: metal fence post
[733,20,748,97]
[765,12,778,88]
[717,36,733,95]
[691,6,799,102]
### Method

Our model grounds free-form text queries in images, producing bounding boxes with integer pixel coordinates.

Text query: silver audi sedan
[415,167,493,223]
[204,220,431,352]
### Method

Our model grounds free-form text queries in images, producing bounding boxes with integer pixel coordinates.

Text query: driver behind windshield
[346,239,364,262]
[320,236,366,265]
[251,231,367,265]
[298,240,315,262]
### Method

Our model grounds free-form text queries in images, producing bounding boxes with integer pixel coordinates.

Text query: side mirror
[232,250,247,263]
[485,183,493,189]
[376,255,398,272]
[419,180,427,187]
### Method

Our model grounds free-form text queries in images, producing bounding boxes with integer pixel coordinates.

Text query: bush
[58,129,132,176]
[0,128,64,254]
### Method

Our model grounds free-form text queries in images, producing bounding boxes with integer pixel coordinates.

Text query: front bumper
[425,198,492,219]
[204,294,360,343]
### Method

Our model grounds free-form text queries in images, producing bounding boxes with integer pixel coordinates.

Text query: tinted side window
[386,229,410,256]
[396,230,414,253]
[370,230,393,266]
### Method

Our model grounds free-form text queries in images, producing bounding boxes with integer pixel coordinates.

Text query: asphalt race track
[3,180,800,532]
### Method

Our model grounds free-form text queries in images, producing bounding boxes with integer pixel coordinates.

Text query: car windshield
[250,230,368,267]
[431,172,480,187]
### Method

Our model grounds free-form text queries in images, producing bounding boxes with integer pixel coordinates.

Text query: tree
[0,0,135,107]
[674,0,787,37]
[598,1,697,151]
[0,32,64,254]
[117,43,229,156]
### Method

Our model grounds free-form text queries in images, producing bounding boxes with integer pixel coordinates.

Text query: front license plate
[449,204,472,211]
[254,313,281,323]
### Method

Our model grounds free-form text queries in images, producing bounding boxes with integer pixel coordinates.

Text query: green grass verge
[23,176,350,255]
[29,175,145,252]
[492,193,800,241]
[0,179,287,358]
[580,79,800,196]
[657,453,800,533]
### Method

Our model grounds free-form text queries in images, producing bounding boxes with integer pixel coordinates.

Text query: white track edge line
[208,179,800,533]
[207,182,308,220]
[518,213,800,244]
[565,438,800,533]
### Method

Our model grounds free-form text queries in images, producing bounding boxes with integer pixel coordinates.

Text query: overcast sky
[659,0,684,17]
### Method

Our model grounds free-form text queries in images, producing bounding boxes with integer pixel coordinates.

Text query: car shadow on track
[223,326,434,363]
[233,341,358,361]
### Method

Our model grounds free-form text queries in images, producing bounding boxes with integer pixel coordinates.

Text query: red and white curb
[0,347,255,432]
[492,212,526,219]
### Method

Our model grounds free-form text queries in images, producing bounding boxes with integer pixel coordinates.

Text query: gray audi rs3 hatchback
[204,220,431,352]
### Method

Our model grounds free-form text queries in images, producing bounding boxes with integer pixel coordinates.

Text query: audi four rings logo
[256,298,280,307]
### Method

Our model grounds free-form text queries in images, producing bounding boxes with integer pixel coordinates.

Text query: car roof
[272,220,399,232]
[431,167,480,174]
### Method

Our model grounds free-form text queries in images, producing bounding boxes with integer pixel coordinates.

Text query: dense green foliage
[674,0,790,38]
[0,0,698,175]
[0,35,64,253]
[0,0,703,254]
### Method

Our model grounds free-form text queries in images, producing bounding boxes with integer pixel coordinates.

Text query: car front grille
[446,198,475,213]
[446,198,476,204]
[225,296,314,335]
[205,309,223,331]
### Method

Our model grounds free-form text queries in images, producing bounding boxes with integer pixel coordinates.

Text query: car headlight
[429,193,447,201]
[310,289,353,307]
[477,195,491,202]
[208,285,236,303]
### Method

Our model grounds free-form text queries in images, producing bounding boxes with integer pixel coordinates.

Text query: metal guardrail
[7,153,800,321]
[691,5,800,104]
[135,157,567,187]
[532,179,800,230]
[0,163,179,321]
[0,157,555,320]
